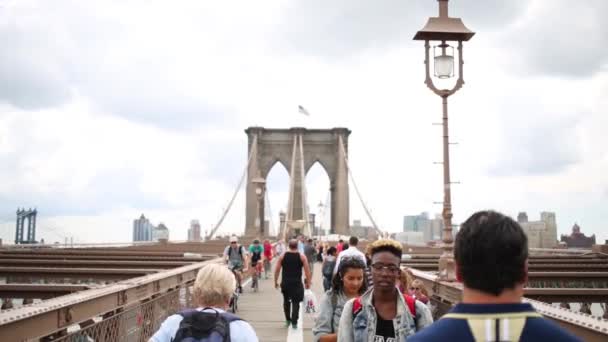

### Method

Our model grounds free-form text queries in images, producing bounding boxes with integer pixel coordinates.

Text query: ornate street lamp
[252,176,266,236]
[413,0,475,281]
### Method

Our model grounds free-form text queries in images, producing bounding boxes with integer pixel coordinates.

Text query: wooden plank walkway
[237,261,325,341]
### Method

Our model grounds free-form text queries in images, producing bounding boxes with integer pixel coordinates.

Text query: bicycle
[250,261,261,292]
[228,265,241,312]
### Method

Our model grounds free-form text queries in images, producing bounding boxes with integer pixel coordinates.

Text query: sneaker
[291,322,297,329]
[285,320,291,327]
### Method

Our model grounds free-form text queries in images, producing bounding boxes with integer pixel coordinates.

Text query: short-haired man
[275,239,312,329]
[304,238,317,276]
[337,239,433,342]
[333,236,367,274]
[409,210,581,341]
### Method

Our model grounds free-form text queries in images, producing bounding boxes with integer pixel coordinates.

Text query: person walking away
[274,239,312,329]
[150,263,258,342]
[313,257,368,342]
[297,235,305,254]
[275,239,286,257]
[263,239,273,279]
[336,239,344,254]
[337,239,433,342]
[408,210,582,342]
[223,236,248,293]
[333,236,366,275]
[317,243,325,262]
[304,238,317,276]
[322,247,338,292]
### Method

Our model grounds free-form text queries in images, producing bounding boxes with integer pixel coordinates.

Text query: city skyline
[0,1,606,244]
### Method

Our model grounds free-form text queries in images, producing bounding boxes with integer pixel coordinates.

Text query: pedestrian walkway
[237,261,324,341]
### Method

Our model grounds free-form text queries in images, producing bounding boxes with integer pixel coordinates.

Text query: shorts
[229,261,244,271]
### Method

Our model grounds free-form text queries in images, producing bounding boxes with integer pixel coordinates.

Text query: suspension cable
[206,135,258,240]
[338,135,384,237]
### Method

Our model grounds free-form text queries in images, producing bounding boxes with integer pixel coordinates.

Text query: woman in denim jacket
[313,257,368,342]
[337,240,433,342]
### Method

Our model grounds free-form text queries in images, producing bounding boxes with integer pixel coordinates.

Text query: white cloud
[0,0,606,245]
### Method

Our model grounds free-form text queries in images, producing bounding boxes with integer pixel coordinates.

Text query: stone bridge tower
[244,127,350,238]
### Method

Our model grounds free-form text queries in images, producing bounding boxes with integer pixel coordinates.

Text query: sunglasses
[410,287,420,291]
[230,242,237,244]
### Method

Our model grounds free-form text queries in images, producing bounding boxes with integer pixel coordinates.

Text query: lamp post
[279,211,286,240]
[252,176,266,237]
[413,0,474,281]
[309,213,316,237]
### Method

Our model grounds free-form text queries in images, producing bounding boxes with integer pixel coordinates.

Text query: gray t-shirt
[304,244,317,263]
[224,245,246,264]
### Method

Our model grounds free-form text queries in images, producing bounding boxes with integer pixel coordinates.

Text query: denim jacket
[337,288,433,342]
[313,290,349,342]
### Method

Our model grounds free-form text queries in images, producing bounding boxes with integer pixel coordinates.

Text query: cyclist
[224,236,248,293]
[248,239,264,289]
[263,239,273,279]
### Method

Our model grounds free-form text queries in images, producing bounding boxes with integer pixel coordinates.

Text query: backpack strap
[442,312,541,342]
[228,245,244,259]
[352,296,363,317]
[330,292,338,332]
[351,294,416,322]
[404,294,416,317]
[174,308,243,342]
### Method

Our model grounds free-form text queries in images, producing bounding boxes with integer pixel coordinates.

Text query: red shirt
[336,242,344,254]
[263,242,272,259]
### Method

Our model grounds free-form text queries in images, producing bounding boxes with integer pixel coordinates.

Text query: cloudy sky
[0,0,606,244]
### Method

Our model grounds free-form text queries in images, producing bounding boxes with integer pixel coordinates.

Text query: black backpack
[173,308,242,342]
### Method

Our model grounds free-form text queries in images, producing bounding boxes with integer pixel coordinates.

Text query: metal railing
[0,259,218,341]
[408,268,608,342]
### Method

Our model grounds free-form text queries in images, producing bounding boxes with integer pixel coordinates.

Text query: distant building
[133,214,154,242]
[350,220,378,240]
[560,223,595,248]
[395,231,425,245]
[403,212,429,232]
[403,212,446,243]
[517,212,528,223]
[517,211,558,248]
[188,220,201,242]
[153,223,170,241]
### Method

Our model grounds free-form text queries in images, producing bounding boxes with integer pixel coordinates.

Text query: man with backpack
[150,263,258,342]
[223,236,248,293]
[337,239,432,342]
[408,211,581,342]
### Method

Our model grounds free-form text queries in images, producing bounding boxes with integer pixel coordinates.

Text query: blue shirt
[150,307,258,342]
[408,303,582,342]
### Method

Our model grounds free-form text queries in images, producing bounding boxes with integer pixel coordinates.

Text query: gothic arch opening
[306,161,331,236]
[265,160,290,236]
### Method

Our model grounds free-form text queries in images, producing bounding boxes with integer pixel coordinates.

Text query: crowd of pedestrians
[151,210,583,341]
